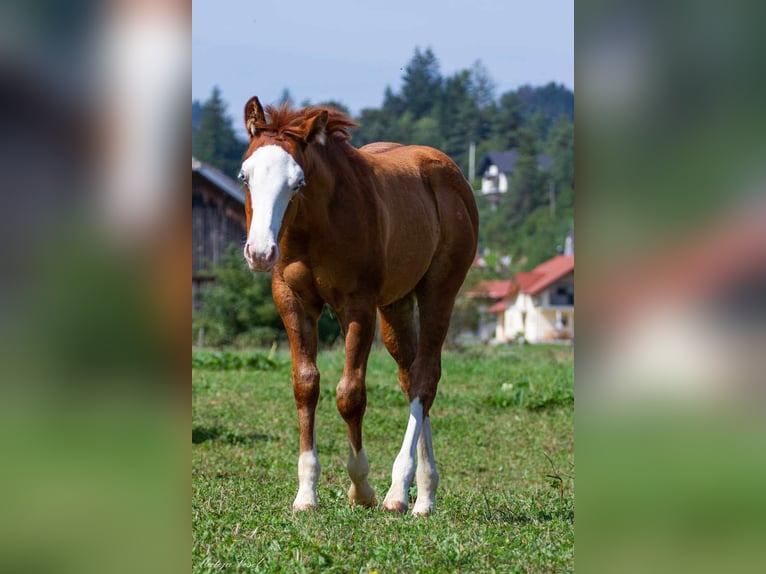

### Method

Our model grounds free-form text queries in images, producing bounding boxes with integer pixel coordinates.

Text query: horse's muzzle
[244,243,277,272]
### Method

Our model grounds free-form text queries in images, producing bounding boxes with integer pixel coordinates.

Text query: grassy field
[192,344,574,573]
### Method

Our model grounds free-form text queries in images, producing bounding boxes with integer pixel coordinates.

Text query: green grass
[192,345,574,573]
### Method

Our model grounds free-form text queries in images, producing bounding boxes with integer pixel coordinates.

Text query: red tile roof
[519,255,574,295]
[469,280,515,299]
[487,299,509,313]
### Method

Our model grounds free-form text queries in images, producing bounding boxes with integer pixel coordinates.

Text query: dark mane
[255,103,358,141]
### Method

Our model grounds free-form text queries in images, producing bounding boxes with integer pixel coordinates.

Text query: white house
[466,279,516,342]
[475,254,574,344]
[478,151,553,196]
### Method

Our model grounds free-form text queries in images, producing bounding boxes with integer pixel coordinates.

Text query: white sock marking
[413,417,439,515]
[383,398,423,509]
[346,445,376,505]
[293,449,320,510]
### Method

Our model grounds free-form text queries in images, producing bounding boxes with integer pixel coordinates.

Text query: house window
[550,283,574,306]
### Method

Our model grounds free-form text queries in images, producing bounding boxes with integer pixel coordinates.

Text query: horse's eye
[294,177,306,190]
[238,170,247,183]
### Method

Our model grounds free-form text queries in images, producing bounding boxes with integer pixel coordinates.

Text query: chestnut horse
[239,97,478,515]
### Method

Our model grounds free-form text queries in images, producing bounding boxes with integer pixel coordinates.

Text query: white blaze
[240,145,304,266]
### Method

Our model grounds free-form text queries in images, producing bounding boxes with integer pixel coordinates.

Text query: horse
[239,97,479,515]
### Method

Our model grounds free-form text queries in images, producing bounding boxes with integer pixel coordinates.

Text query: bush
[194,245,342,348]
[191,349,280,370]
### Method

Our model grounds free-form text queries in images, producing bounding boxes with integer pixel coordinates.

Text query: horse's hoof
[411,502,434,516]
[292,502,318,513]
[349,485,377,508]
[382,500,408,513]
[350,497,377,509]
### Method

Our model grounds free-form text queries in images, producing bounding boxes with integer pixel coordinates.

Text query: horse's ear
[244,96,265,138]
[305,110,328,145]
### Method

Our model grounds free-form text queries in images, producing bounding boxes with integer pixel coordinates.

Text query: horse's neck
[295,145,350,225]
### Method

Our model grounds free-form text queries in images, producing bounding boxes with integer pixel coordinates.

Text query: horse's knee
[293,364,320,407]
[336,375,366,422]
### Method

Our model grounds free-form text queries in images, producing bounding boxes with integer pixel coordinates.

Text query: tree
[400,47,442,119]
[194,245,342,347]
[278,88,295,107]
[350,107,393,146]
[315,100,351,116]
[192,99,202,130]
[437,70,477,172]
[490,90,524,150]
[508,126,545,224]
[192,86,247,178]
[193,245,284,347]
[382,86,407,117]
[515,82,574,138]
[514,205,573,269]
[546,115,575,193]
[468,60,496,111]
[412,116,441,148]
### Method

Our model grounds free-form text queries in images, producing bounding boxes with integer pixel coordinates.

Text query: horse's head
[239,96,328,271]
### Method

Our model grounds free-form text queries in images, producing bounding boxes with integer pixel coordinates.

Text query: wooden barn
[192,157,247,308]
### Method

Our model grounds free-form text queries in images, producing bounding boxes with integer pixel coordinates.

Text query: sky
[193,0,573,134]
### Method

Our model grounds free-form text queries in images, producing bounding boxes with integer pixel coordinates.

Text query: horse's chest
[282,260,346,307]
[312,267,351,308]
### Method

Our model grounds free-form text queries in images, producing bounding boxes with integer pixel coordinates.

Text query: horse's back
[363,143,478,246]
[360,142,404,154]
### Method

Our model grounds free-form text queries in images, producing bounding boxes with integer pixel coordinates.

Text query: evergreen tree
[350,107,392,146]
[400,47,442,119]
[515,82,574,137]
[546,115,575,193]
[508,126,545,223]
[278,88,295,107]
[437,70,477,172]
[468,60,496,111]
[315,100,351,116]
[491,91,524,150]
[192,86,247,178]
[382,86,407,116]
[411,115,441,148]
[192,99,202,130]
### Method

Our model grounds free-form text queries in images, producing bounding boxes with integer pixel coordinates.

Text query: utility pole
[468,141,476,183]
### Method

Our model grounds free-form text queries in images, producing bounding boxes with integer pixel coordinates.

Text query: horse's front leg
[273,276,323,512]
[335,302,377,507]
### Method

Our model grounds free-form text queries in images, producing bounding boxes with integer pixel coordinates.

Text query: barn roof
[192,157,245,205]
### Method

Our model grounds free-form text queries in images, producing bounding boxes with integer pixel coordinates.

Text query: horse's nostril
[267,245,277,263]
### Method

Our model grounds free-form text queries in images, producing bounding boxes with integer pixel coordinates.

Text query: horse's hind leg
[385,256,470,515]
[378,295,420,513]
[379,293,418,395]
[335,302,377,508]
